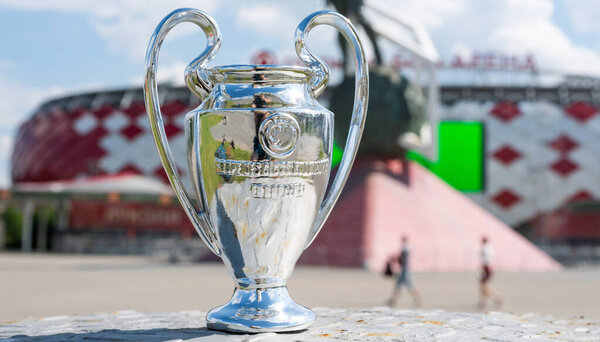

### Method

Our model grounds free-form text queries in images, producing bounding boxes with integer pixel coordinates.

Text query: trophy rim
[208,64,314,84]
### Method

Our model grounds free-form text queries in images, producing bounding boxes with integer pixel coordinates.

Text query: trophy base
[206,286,316,333]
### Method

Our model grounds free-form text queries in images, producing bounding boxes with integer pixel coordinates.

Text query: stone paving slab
[1,308,599,341]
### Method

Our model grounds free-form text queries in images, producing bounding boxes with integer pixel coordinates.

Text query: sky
[0,0,599,186]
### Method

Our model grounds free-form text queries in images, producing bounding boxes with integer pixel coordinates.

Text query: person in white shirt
[479,236,502,309]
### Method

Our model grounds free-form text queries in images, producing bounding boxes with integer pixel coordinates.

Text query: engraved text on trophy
[215,159,329,177]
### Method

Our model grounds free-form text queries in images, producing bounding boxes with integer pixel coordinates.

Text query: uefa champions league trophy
[144,8,368,333]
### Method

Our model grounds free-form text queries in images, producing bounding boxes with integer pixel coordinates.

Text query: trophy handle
[295,11,369,249]
[144,8,222,256]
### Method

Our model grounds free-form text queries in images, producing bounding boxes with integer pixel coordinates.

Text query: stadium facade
[8,75,600,264]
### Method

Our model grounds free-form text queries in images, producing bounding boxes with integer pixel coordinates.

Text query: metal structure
[330,0,440,159]
[144,9,368,333]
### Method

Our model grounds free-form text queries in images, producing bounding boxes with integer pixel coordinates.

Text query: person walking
[388,235,421,307]
[478,236,502,309]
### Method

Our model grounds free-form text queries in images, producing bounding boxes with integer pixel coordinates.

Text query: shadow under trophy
[144,8,368,333]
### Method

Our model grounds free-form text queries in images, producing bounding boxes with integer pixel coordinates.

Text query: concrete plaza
[1,253,599,322]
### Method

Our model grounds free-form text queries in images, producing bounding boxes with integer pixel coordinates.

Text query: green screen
[331,121,484,193]
[331,142,343,168]
[407,121,484,192]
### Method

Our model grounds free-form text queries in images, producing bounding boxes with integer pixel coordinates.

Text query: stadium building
[7,64,598,268]
[5,1,599,268]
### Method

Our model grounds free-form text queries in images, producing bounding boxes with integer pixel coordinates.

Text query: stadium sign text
[392,52,537,72]
[253,50,537,72]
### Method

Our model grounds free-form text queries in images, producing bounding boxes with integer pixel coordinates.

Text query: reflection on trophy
[144,8,368,333]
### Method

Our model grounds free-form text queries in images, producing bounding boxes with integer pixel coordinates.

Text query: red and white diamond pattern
[12,100,194,191]
[441,100,600,226]
[73,113,98,135]
[12,92,600,229]
[94,101,192,189]
[492,145,521,165]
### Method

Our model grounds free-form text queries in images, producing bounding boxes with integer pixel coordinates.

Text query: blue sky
[0,0,599,186]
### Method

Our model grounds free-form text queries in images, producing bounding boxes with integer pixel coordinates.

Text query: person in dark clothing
[388,235,421,307]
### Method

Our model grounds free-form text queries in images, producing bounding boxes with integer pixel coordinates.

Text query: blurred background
[0,0,599,321]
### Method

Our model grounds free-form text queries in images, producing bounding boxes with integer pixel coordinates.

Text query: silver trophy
[144,8,368,333]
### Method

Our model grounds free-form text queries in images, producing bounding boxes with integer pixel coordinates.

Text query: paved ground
[2,308,599,341]
[1,253,599,322]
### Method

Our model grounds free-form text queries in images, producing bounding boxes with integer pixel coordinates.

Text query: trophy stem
[206,286,316,333]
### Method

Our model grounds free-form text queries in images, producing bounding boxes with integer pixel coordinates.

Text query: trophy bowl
[144,8,368,333]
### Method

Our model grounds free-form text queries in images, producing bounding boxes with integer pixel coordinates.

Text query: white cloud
[234,2,340,56]
[135,60,187,86]
[381,0,600,77]
[378,0,465,30]
[235,4,297,40]
[2,0,598,75]
[0,0,218,61]
[227,0,600,79]
[563,0,600,35]
[0,75,56,128]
